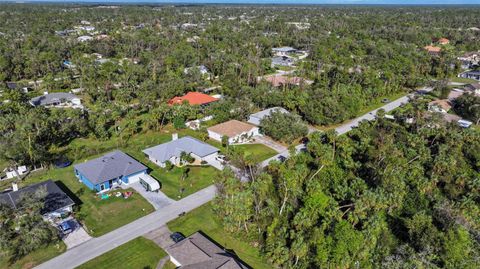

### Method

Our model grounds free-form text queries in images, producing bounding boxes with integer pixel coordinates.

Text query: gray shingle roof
[0,180,75,215]
[271,56,295,66]
[30,92,79,106]
[272,46,297,52]
[166,232,249,269]
[248,107,289,125]
[143,136,218,164]
[74,150,147,185]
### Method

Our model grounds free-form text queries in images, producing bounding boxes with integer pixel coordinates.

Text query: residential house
[30,92,82,109]
[74,150,149,192]
[458,119,473,128]
[259,75,313,87]
[77,35,93,42]
[143,135,219,168]
[184,65,210,78]
[272,46,298,57]
[424,45,441,56]
[438,38,450,45]
[181,23,198,30]
[62,60,76,69]
[0,180,75,220]
[457,51,479,69]
[76,25,95,32]
[271,56,296,68]
[168,92,219,106]
[428,100,452,113]
[465,83,480,95]
[248,107,290,126]
[5,82,32,93]
[208,120,260,144]
[286,22,311,30]
[458,70,480,81]
[448,89,465,101]
[55,29,76,36]
[166,232,249,269]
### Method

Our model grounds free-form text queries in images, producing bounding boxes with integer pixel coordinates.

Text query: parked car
[170,232,185,243]
[54,158,72,168]
[58,221,73,235]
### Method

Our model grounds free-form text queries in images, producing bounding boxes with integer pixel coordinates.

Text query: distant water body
[5,0,480,5]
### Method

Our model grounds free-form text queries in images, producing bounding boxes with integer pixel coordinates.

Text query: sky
[5,0,480,4]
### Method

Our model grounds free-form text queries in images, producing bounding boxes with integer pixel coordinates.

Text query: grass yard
[168,203,270,269]
[451,77,478,84]
[150,166,219,200]
[76,237,166,269]
[232,143,278,161]
[0,166,154,237]
[0,242,66,269]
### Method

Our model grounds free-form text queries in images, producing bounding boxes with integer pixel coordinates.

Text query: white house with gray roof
[248,107,290,126]
[272,46,298,57]
[30,92,82,109]
[143,135,219,168]
[74,150,149,192]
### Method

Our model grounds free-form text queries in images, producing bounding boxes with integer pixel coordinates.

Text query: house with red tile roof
[438,38,450,45]
[424,45,441,56]
[168,92,219,106]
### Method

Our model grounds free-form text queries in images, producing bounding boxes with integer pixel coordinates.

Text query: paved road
[260,87,433,168]
[35,185,216,269]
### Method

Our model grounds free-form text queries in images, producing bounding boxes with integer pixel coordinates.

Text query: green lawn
[0,242,66,269]
[451,77,478,84]
[232,143,278,161]
[76,237,166,269]
[0,166,155,237]
[150,165,219,200]
[168,203,270,269]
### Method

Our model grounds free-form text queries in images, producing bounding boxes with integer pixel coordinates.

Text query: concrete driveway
[143,225,175,249]
[127,182,175,210]
[253,136,287,153]
[61,219,92,249]
[203,154,225,170]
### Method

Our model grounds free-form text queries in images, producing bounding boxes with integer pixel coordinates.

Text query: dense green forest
[214,102,480,268]
[1,4,478,167]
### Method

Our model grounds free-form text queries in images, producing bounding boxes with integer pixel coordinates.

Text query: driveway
[61,219,92,249]
[253,136,287,153]
[35,185,216,269]
[143,225,175,249]
[203,154,225,170]
[127,182,175,210]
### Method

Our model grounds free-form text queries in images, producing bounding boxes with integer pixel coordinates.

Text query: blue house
[74,150,148,192]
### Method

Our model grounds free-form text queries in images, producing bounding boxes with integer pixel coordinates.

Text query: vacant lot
[168,203,270,269]
[76,237,166,269]
[232,143,278,161]
[0,242,66,269]
[150,165,219,200]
